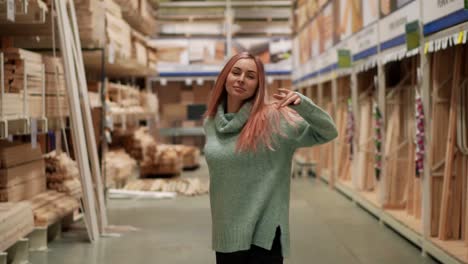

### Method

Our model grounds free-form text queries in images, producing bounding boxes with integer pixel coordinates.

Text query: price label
[337,49,352,68]
[405,20,420,51]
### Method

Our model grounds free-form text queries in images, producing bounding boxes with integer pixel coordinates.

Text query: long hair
[204,52,301,152]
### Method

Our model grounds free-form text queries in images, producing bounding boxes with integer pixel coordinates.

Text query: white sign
[423,0,465,24]
[7,0,15,22]
[352,23,378,55]
[379,0,420,45]
[31,118,37,149]
[321,47,337,69]
[362,0,379,27]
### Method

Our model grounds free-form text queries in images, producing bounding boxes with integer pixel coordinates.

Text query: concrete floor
[30,157,440,264]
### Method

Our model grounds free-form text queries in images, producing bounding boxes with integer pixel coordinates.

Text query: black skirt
[215,227,283,264]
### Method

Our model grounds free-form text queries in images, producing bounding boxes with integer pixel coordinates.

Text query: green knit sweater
[203,92,338,257]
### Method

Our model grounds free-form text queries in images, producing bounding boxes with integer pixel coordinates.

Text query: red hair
[205,52,301,152]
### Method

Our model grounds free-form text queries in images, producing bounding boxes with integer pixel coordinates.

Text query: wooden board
[0,159,45,188]
[0,176,46,202]
[0,202,34,251]
[0,142,43,168]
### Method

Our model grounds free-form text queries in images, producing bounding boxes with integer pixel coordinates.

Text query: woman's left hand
[272,88,302,109]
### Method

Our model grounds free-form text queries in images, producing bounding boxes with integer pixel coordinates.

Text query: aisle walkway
[30,157,439,264]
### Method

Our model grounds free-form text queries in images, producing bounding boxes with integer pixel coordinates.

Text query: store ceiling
[150,1,292,38]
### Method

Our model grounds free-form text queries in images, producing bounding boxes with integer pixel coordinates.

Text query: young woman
[203,52,338,264]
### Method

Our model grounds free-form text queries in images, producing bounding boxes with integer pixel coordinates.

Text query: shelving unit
[292,0,468,263]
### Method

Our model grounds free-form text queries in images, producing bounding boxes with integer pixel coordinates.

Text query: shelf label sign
[406,20,420,50]
[337,50,352,68]
[423,0,466,24]
[7,0,15,22]
[380,1,420,47]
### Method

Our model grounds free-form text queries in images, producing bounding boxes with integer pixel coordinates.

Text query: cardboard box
[162,104,187,121]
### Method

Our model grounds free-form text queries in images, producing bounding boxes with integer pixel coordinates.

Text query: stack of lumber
[0,202,34,252]
[107,82,145,116]
[172,145,201,169]
[383,82,413,210]
[124,177,209,196]
[28,191,80,227]
[0,142,46,202]
[354,96,375,191]
[146,44,158,70]
[2,48,44,93]
[131,30,148,66]
[430,47,468,241]
[141,144,183,177]
[120,126,157,161]
[105,149,137,188]
[105,0,132,60]
[74,0,106,47]
[140,91,158,114]
[112,0,157,36]
[44,151,82,199]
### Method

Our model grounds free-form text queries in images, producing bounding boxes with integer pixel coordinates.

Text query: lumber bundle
[106,10,132,60]
[124,177,209,196]
[141,144,183,177]
[0,142,46,202]
[112,0,157,36]
[146,44,158,70]
[107,82,146,116]
[430,46,468,241]
[74,0,106,47]
[2,48,44,94]
[131,30,148,66]
[105,149,137,188]
[44,151,82,199]
[0,202,34,252]
[140,91,158,113]
[28,94,69,118]
[119,126,157,161]
[28,191,80,227]
[320,85,334,180]
[172,145,201,169]
[354,95,375,191]
[383,85,412,209]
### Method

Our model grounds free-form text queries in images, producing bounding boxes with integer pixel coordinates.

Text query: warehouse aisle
[30,157,439,264]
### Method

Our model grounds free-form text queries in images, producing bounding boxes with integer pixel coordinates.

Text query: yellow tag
[424,42,429,54]
[332,72,337,79]
[457,31,464,44]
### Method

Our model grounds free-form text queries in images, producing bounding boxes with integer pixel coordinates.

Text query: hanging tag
[457,31,464,45]
[31,118,37,149]
[105,130,112,144]
[7,134,13,142]
[463,31,467,44]
[7,0,15,22]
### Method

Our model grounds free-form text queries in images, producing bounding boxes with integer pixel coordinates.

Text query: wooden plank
[0,176,46,202]
[68,0,108,232]
[0,142,43,168]
[55,0,100,241]
[439,46,463,240]
[0,159,45,188]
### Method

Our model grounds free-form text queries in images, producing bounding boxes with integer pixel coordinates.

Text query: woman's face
[225,58,259,101]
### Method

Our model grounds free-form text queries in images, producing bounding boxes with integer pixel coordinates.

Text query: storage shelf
[83,50,157,78]
[329,178,466,264]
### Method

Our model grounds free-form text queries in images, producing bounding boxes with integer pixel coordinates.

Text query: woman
[203,52,338,264]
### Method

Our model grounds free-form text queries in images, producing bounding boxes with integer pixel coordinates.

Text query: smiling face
[225,58,259,102]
